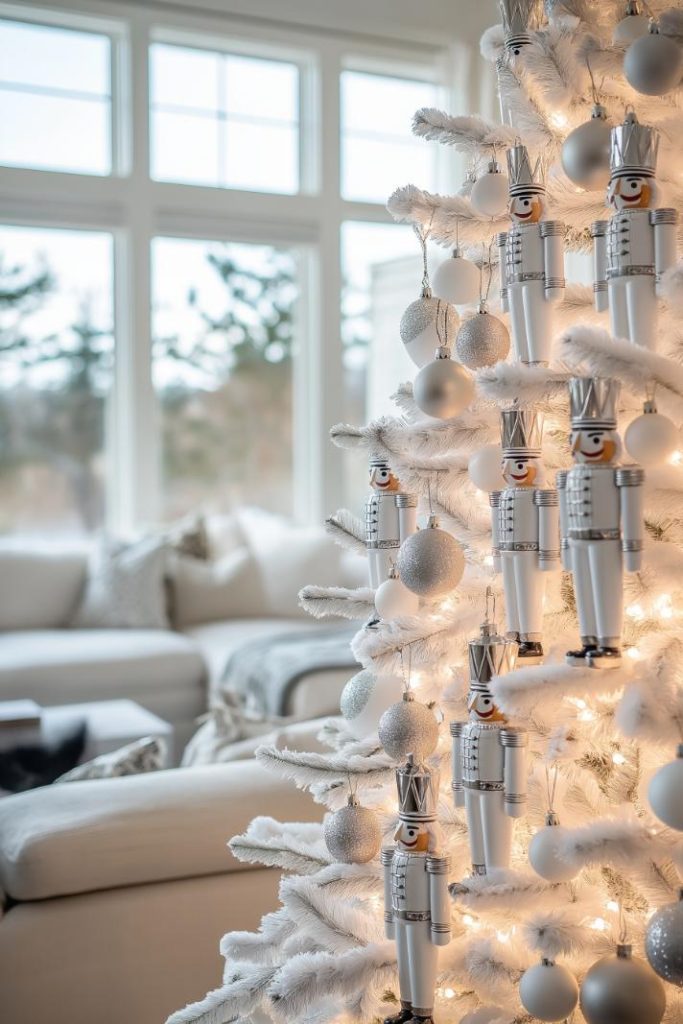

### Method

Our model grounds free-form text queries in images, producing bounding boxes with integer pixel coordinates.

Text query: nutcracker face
[467,690,506,722]
[502,455,540,488]
[509,192,544,224]
[394,820,430,852]
[608,175,656,211]
[369,465,400,492]
[570,428,619,465]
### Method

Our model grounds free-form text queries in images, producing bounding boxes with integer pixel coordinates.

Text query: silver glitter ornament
[400,292,459,370]
[323,794,381,864]
[624,24,683,96]
[455,302,510,369]
[378,691,439,761]
[561,105,611,190]
[396,514,465,597]
[580,944,666,1024]
[340,669,404,740]
[645,890,683,987]
[413,347,474,420]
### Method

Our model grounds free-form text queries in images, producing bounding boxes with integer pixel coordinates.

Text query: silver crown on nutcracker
[499,0,544,49]
[610,111,659,180]
[501,407,544,456]
[469,617,518,693]
[507,144,545,196]
[569,377,620,429]
[396,755,439,824]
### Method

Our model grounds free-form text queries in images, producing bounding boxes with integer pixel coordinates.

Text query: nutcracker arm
[501,728,528,819]
[555,470,571,570]
[616,466,645,573]
[490,491,502,573]
[534,488,560,571]
[450,722,465,808]
[496,231,509,313]
[591,220,608,313]
[540,221,565,302]
[396,492,418,543]
[426,855,451,946]
[652,209,678,289]
[381,847,395,940]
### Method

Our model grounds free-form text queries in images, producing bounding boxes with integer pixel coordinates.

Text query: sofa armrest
[0,760,322,903]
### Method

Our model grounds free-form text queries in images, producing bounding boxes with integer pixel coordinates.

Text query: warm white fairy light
[612,751,627,765]
[550,111,569,128]
[626,602,645,620]
[670,450,683,465]
[627,647,641,660]
[654,593,673,619]
[496,929,511,944]
[444,988,455,999]
[591,917,609,931]
[579,708,596,722]
[606,900,620,913]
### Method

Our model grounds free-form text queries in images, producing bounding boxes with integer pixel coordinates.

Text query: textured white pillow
[170,548,267,627]
[70,537,169,630]
[56,736,167,782]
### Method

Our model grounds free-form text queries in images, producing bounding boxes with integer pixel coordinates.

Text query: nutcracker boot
[383,1002,413,1024]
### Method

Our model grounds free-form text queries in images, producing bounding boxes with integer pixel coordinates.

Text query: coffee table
[41,699,173,768]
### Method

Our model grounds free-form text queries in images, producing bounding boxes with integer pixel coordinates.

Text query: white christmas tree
[168,3,683,1023]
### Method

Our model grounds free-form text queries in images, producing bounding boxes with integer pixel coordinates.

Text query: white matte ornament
[624,26,683,96]
[648,745,683,830]
[400,294,460,369]
[461,1009,512,1024]
[340,670,405,740]
[580,945,666,1024]
[613,3,650,44]
[624,406,678,467]
[413,349,475,420]
[529,816,579,883]
[470,161,510,218]
[468,444,505,492]
[378,692,439,761]
[561,106,611,190]
[433,250,480,305]
[645,891,683,987]
[375,573,420,620]
[455,304,510,369]
[323,794,381,864]
[397,515,465,597]
[520,960,579,1022]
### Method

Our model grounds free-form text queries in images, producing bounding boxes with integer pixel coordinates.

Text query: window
[341,70,438,203]
[152,237,299,519]
[0,225,113,534]
[0,19,111,175]
[150,43,300,194]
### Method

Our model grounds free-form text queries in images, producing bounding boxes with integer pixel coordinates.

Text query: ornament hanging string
[413,211,435,298]
[544,763,560,816]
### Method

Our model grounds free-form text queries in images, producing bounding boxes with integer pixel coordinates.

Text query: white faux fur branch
[325,511,366,555]
[387,185,507,247]
[411,108,516,154]
[280,871,382,952]
[475,362,570,406]
[165,964,276,1024]
[229,817,331,874]
[523,906,612,959]
[220,911,295,965]
[255,745,395,791]
[490,662,625,719]
[556,816,675,870]
[449,869,553,911]
[299,585,375,620]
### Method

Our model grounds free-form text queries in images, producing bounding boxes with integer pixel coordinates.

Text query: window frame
[0,0,469,533]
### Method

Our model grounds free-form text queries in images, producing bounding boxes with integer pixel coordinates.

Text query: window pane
[223,55,298,122]
[0,226,114,536]
[224,122,298,194]
[151,110,219,186]
[152,237,298,520]
[341,69,437,203]
[0,19,112,175]
[150,43,219,111]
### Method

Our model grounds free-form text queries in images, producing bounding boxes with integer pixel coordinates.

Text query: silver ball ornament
[645,891,683,987]
[470,161,510,218]
[580,945,666,1024]
[455,305,510,369]
[378,692,439,761]
[400,294,459,370]
[613,6,649,45]
[529,815,580,883]
[624,27,683,96]
[323,795,381,864]
[433,250,480,305]
[340,670,405,740]
[468,444,505,492]
[648,745,683,830]
[625,406,678,467]
[561,106,611,190]
[519,960,579,1022]
[413,349,474,420]
[396,515,465,597]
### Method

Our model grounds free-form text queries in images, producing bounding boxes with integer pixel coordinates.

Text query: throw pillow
[163,514,210,561]
[170,547,267,628]
[70,536,169,630]
[56,735,167,782]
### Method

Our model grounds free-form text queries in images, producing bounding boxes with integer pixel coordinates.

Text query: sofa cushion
[0,547,87,631]
[0,630,206,722]
[70,537,169,630]
[170,548,266,627]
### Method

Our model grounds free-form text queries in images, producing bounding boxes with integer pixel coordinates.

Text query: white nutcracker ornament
[499,144,565,365]
[451,602,528,874]
[382,755,451,1024]
[490,408,560,663]
[592,112,678,351]
[365,458,417,592]
[559,378,645,670]
[499,0,544,57]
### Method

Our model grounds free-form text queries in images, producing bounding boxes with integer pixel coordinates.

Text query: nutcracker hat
[610,112,659,180]
[569,377,620,430]
[396,755,440,825]
[507,144,546,197]
[500,407,544,457]
[468,618,518,694]
[499,0,544,50]
[369,455,391,470]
